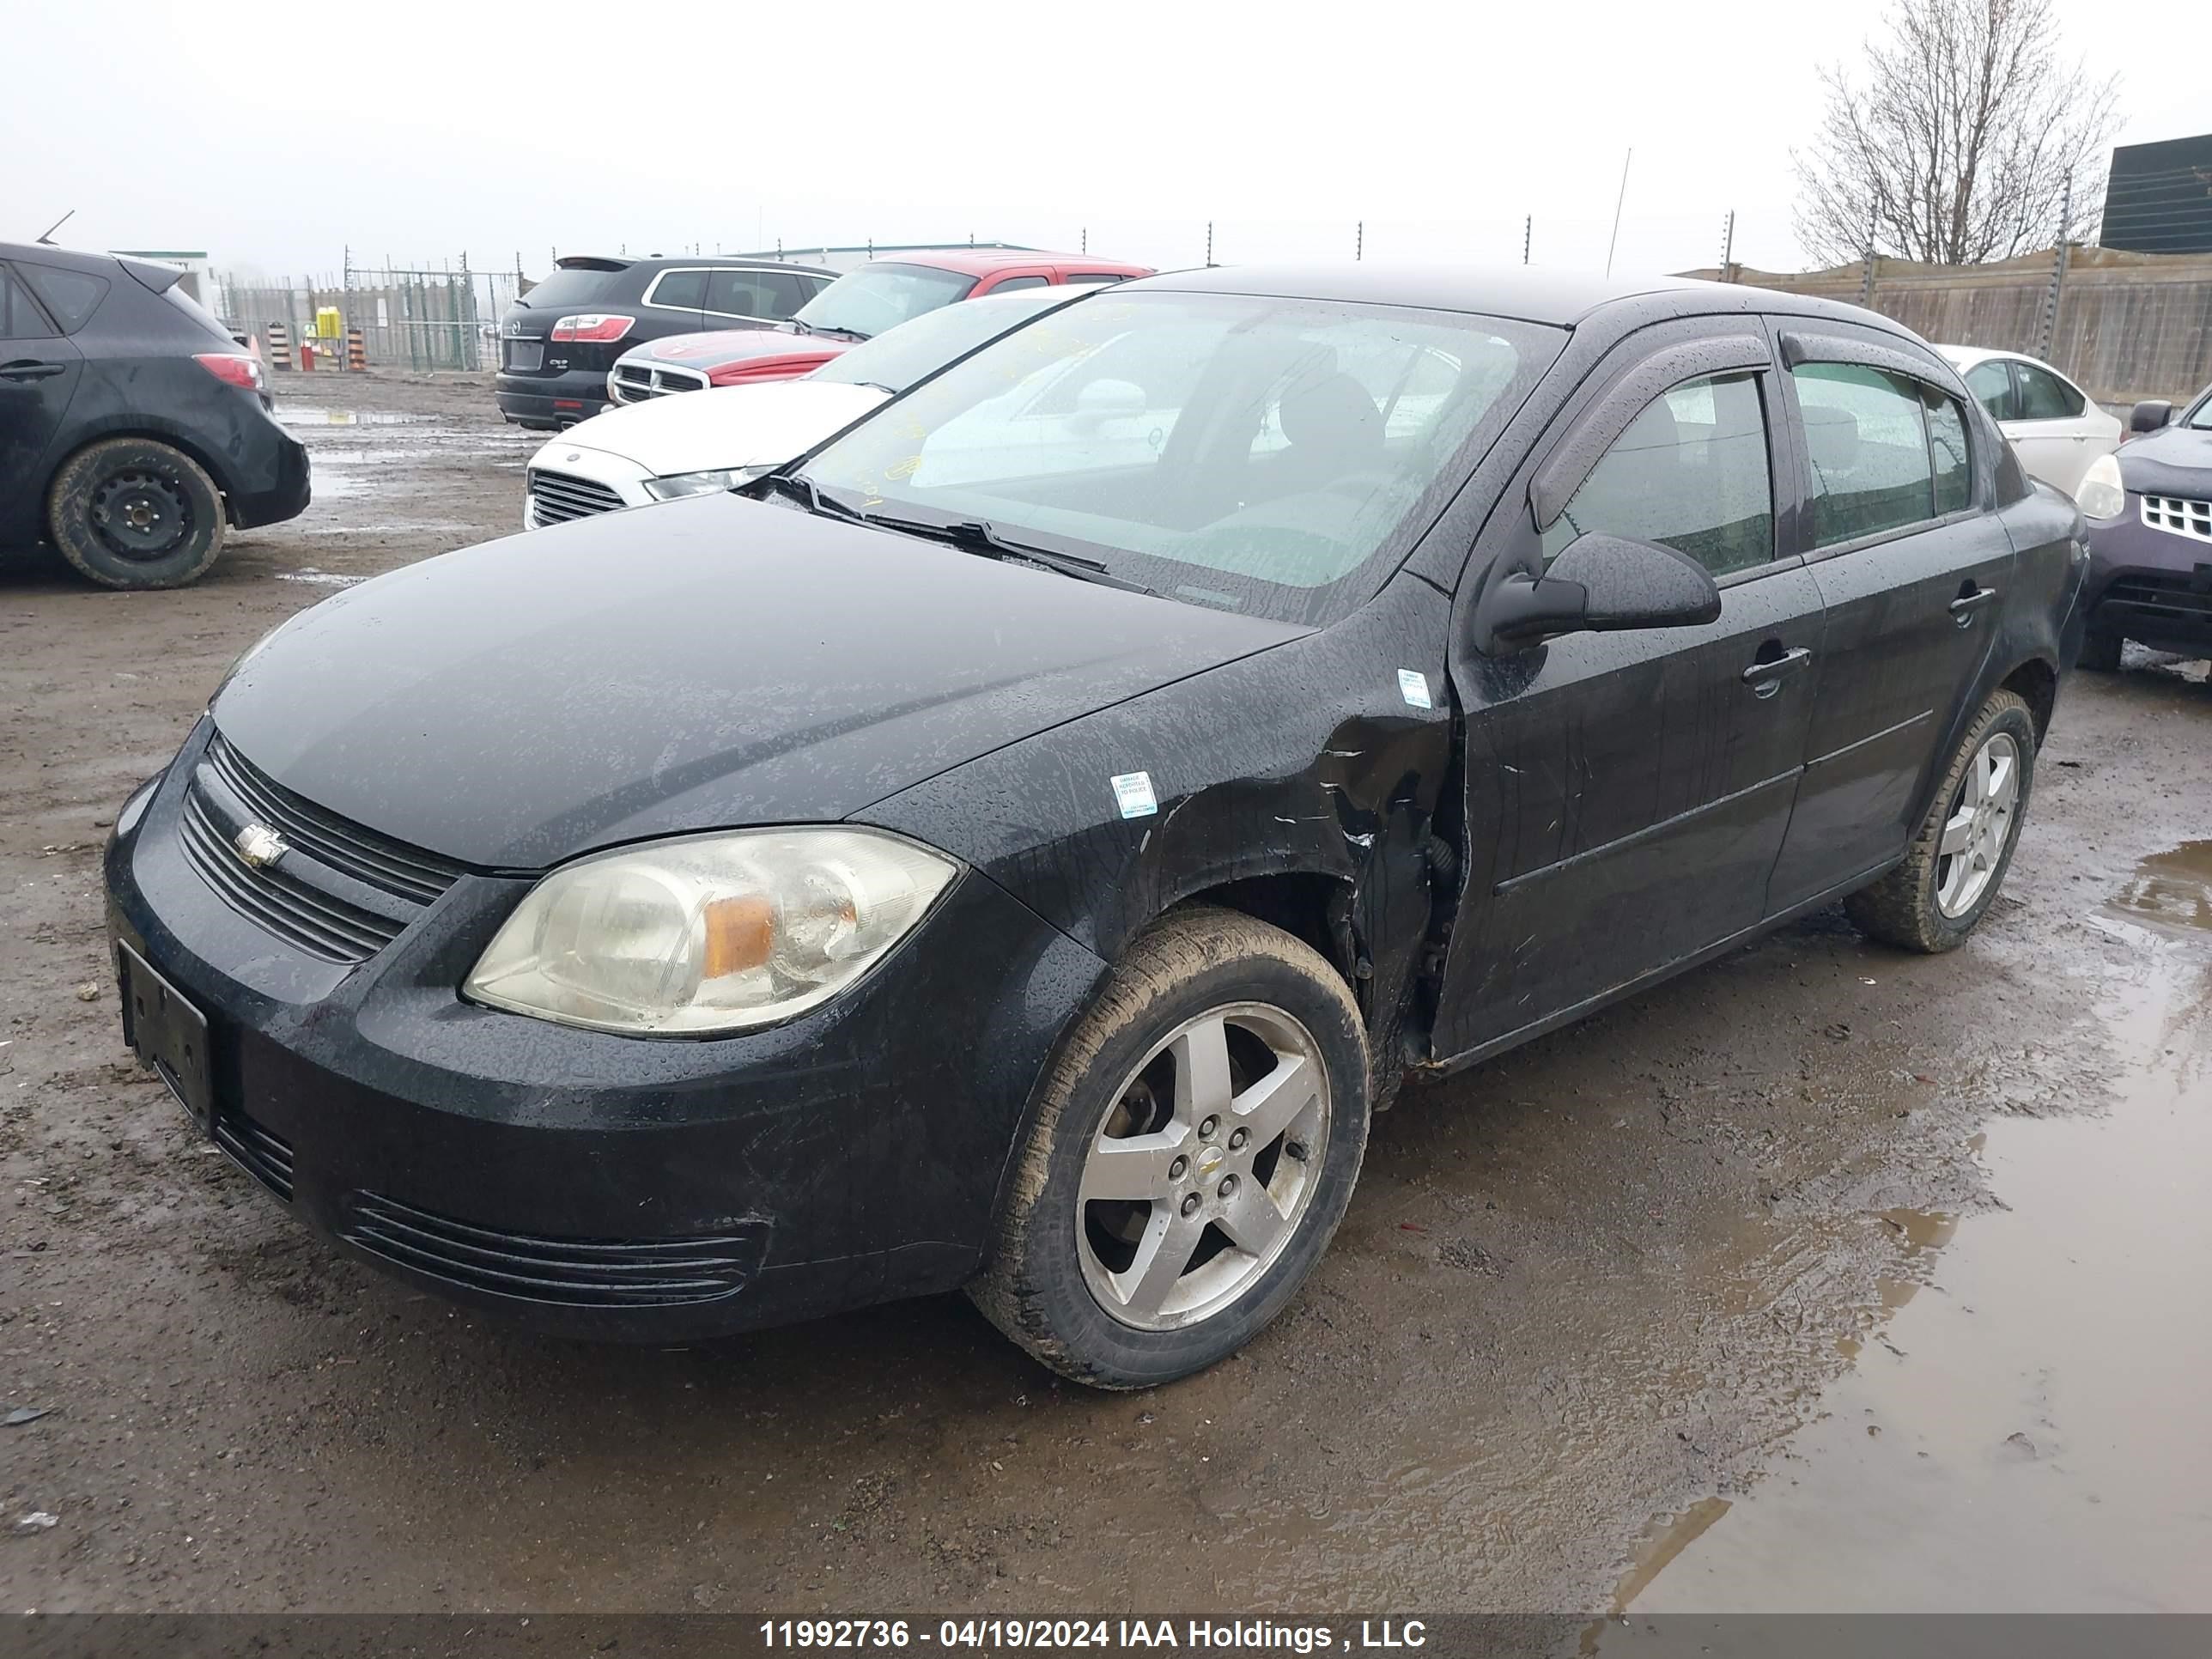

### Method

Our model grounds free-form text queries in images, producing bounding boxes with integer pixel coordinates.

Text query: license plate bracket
[505,340,544,373]
[118,942,214,1137]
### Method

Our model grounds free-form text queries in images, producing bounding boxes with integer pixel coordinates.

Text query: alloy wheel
[1075,1001,1331,1331]
[1935,729,2020,918]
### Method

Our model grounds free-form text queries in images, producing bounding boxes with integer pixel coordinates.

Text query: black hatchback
[495,253,834,429]
[106,266,2084,1388]
[2,241,309,588]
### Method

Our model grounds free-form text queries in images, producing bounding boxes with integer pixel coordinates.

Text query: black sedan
[105,267,2084,1388]
[2,240,309,588]
[2074,387,2212,668]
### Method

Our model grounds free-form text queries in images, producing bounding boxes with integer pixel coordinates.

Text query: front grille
[2103,572,2212,629]
[608,362,708,404]
[2141,495,2212,545]
[215,1109,294,1201]
[179,734,467,964]
[342,1192,767,1308]
[526,468,626,526]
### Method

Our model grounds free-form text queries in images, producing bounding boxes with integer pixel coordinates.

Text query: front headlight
[465,828,957,1036]
[641,465,771,501]
[2075,453,2126,520]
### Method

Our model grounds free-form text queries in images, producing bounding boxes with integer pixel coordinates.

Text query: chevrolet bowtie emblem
[234,823,289,870]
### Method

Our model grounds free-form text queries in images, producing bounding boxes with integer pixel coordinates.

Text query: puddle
[272,405,428,426]
[1615,853,2212,1615]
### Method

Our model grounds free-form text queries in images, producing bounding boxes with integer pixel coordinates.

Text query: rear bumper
[495,368,610,429]
[229,430,313,529]
[2084,503,2212,657]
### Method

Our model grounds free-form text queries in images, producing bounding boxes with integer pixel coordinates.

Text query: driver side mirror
[2129,399,2172,435]
[1482,534,1723,647]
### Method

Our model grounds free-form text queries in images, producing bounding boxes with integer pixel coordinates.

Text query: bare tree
[1793,0,2120,268]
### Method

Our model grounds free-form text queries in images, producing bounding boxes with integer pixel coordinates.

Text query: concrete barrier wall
[1687,246,2212,407]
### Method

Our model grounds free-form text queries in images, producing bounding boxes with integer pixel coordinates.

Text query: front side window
[1540,373,1775,578]
[705,270,777,318]
[793,262,978,339]
[1964,361,2015,422]
[2012,362,2085,421]
[1792,362,1938,549]
[797,291,1564,626]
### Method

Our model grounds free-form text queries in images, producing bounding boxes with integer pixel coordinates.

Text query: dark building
[2101,134,2212,254]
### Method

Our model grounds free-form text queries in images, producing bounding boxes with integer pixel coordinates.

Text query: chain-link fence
[213,258,521,372]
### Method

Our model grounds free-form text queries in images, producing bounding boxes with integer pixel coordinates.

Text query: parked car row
[112,263,2093,1386]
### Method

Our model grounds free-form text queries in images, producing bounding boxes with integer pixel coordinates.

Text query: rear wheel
[2078,629,2123,672]
[46,438,226,589]
[1845,689,2035,953]
[969,907,1370,1389]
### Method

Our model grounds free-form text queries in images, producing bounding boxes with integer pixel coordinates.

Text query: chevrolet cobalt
[106,267,2085,1387]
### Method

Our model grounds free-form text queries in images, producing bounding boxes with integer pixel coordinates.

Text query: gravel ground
[2,371,2207,1620]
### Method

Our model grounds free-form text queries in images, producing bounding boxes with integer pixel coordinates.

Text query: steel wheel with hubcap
[971,906,1370,1389]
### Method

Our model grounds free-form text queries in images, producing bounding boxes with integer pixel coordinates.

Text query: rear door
[1434,319,1826,1059]
[1765,323,2016,911]
[0,264,82,545]
[2005,359,2101,495]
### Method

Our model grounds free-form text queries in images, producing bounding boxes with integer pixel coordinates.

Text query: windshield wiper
[865,514,1158,597]
[757,471,866,523]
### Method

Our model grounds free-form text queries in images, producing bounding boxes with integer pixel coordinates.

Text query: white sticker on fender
[1397,668,1433,709]
[1111,771,1158,819]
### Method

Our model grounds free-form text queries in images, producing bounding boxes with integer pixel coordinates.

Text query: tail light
[194,353,265,392]
[550,314,635,343]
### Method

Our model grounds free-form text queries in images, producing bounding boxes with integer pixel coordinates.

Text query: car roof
[553,252,836,276]
[1118,262,1926,337]
[867,248,1150,276]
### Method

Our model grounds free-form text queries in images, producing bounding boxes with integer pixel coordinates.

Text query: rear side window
[18,263,109,332]
[648,270,708,310]
[1541,372,1776,578]
[988,276,1050,293]
[1926,391,1972,515]
[705,270,780,318]
[1964,361,2015,422]
[1792,363,1936,548]
[763,271,817,318]
[159,283,234,343]
[0,267,57,338]
[1072,273,1133,286]
[2013,362,2085,420]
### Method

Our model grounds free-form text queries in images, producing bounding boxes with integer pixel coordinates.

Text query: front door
[1765,326,2017,910]
[0,263,82,547]
[1435,323,1826,1060]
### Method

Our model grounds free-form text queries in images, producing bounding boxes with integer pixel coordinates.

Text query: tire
[2078,629,2123,673]
[46,437,227,590]
[1844,689,2036,953]
[969,906,1370,1389]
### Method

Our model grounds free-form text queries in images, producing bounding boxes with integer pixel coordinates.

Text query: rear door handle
[1950,586,1998,627]
[0,359,66,382]
[1741,645,1814,698]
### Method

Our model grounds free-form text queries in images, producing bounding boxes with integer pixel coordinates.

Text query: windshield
[2187,389,2212,430]
[516,264,627,311]
[796,290,1564,625]
[811,291,1076,393]
[793,262,977,340]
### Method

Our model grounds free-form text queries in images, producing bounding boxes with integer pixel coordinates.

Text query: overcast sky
[4,0,2205,284]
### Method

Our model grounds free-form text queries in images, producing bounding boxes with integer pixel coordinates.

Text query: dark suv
[495,254,834,429]
[1,241,309,589]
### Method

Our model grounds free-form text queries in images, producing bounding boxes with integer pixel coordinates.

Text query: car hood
[540,382,889,476]
[2119,422,2212,498]
[210,494,1306,869]
[635,329,850,370]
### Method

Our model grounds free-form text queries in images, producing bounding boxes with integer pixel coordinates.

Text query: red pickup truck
[606,246,1153,403]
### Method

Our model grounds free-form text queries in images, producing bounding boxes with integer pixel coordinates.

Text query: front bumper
[495,368,611,429]
[2083,499,2212,658]
[106,723,1105,1342]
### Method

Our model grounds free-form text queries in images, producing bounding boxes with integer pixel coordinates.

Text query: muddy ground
[2,371,2208,1623]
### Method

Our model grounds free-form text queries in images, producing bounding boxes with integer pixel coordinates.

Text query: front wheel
[969,907,1370,1389]
[1844,688,2036,952]
[46,437,227,589]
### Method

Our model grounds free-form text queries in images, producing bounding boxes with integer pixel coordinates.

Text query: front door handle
[1950,586,1998,627]
[1741,645,1814,698]
[0,359,66,382]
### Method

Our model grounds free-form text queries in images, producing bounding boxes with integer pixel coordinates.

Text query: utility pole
[1355,221,1363,262]
[1522,215,1531,265]
[2038,179,2074,360]
[1719,210,1735,280]
[1206,221,1214,266]
[1080,226,1087,254]
[1860,211,1878,307]
[1604,149,1632,278]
